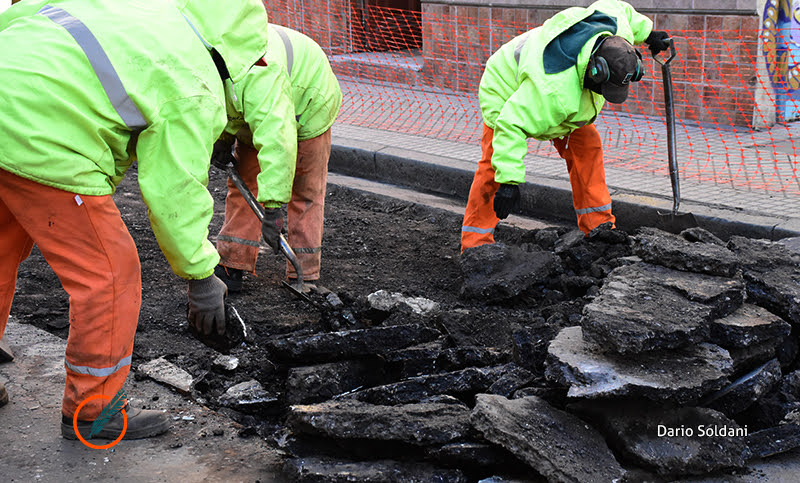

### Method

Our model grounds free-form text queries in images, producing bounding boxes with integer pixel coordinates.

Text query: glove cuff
[189,274,217,291]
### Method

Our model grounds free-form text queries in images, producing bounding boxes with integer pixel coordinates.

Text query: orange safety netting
[268,5,800,198]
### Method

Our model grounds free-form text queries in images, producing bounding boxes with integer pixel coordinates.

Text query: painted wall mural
[762,0,800,120]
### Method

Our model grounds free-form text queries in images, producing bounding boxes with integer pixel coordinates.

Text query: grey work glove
[493,184,520,219]
[187,274,228,336]
[210,138,236,171]
[261,207,284,253]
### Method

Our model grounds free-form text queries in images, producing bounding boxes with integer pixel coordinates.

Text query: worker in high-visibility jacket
[460,0,670,252]
[211,24,342,292]
[0,0,288,441]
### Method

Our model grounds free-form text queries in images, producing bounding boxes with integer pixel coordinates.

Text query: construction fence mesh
[269,4,800,200]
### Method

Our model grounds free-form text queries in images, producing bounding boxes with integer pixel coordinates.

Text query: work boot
[61,404,170,440]
[0,381,8,408]
[214,265,243,292]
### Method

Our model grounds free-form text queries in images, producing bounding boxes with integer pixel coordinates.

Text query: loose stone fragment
[366,289,440,316]
[212,354,239,371]
[218,379,279,414]
[137,357,193,394]
[728,235,800,269]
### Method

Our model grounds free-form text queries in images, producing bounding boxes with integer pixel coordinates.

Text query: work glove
[646,30,671,56]
[493,184,520,219]
[187,274,228,336]
[261,207,284,253]
[210,138,236,171]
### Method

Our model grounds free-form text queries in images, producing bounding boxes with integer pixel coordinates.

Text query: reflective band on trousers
[272,25,294,77]
[462,226,495,234]
[294,246,321,254]
[575,202,612,215]
[217,234,261,247]
[38,5,147,131]
[65,354,132,378]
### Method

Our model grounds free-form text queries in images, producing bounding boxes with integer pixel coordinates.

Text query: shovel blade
[656,210,699,234]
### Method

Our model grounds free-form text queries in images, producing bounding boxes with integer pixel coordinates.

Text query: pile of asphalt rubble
[143,223,800,482]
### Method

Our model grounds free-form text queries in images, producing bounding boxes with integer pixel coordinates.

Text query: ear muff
[588,55,610,84]
[631,49,644,82]
[589,37,645,85]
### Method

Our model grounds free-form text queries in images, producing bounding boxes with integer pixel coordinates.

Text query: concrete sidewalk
[331,76,800,241]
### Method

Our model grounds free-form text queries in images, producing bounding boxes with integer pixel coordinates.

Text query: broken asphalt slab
[470,393,626,483]
[581,262,745,354]
[546,326,733,403]
[569,401,748,476]
[287,399,473,446]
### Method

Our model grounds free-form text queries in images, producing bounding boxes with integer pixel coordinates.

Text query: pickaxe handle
[224,164,304,288]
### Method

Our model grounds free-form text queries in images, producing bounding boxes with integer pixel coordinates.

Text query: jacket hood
[177,0,268,83]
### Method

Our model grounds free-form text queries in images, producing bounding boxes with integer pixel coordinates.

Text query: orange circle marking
[72,394,127,449]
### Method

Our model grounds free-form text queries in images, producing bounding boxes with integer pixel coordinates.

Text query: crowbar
[224,164,312,303]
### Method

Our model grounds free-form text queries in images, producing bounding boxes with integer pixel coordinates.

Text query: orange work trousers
[217,129,331,281]
[0,169,140,420]
[461,123,615,252]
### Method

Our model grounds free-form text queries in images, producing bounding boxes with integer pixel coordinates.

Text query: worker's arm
[490,76,569,185]
[231,62,297,208]
[136,95,224,280]
[614,0,653,44]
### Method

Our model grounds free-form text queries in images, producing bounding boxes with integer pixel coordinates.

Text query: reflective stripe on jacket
[478,0,652,185]
[265,25,342,141]
[224,24,342,207]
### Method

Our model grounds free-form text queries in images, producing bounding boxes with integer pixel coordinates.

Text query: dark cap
[595,36,643,104]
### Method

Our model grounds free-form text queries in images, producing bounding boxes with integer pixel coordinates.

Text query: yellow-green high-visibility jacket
[224,25,342,207]
[265,25,343,141]
[0,0,269,280]
[479,0,652,185]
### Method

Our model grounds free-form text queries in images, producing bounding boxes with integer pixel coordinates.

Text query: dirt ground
[8,164,577,478]
[11,163,578,372]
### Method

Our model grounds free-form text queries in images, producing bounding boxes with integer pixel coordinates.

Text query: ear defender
[631,49,644,82]
[589,44,645,84]
[588,55,610,84]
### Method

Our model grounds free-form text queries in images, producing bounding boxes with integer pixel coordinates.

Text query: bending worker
[0,0,283,441]
[212,24,342,293]
[460,0,670,252]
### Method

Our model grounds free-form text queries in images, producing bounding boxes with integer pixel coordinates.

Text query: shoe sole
[61,418,170,440]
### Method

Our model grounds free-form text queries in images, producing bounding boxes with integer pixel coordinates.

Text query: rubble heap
[138,224,800,482]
